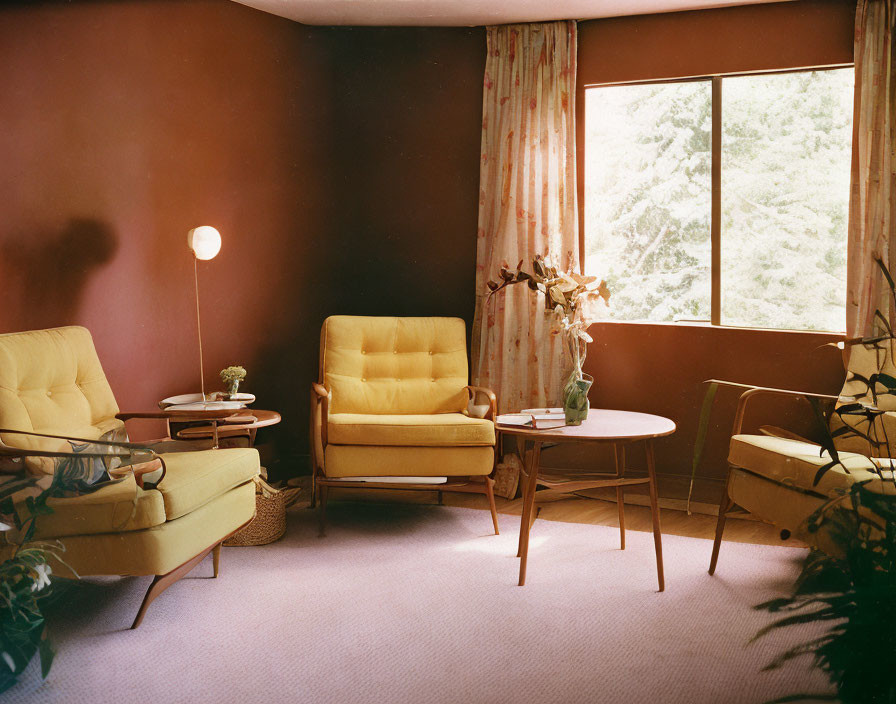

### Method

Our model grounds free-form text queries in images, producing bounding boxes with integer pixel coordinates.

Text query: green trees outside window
[584,67,854,331]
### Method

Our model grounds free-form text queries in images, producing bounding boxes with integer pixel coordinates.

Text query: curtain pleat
[472,21,578,413]
[847,0,896,337]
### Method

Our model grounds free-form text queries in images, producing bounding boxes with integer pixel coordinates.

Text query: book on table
[497,408,566,429]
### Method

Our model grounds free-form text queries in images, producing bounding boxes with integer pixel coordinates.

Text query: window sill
[589,319,846,337]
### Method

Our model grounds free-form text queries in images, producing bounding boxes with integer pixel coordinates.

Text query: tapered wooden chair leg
[130,545,214,629]
[318,484,329,537]
[212,542,222,578]
[132,576,163,630]
[485,477,499,535]
[709,469,735,575]
[310,473,317,509]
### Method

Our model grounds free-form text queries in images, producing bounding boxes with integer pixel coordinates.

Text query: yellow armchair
[0,326,260,628]
[310,316,499,536]
[709,363,896,574]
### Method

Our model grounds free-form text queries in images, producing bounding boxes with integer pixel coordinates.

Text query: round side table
[498,409,676,590]
[170,409,281,447]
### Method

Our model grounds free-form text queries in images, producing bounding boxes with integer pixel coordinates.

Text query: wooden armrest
[109,455,167,488]
[758,425,815,443]
[310,383,329,476]
[117,409,243,422]
[707,379,839,402]
[706,379,839,435]
[464,385,497,420]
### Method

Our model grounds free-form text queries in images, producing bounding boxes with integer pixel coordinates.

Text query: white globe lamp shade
[187,226,222,260]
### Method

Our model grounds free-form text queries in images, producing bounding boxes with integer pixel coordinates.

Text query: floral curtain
[847,0,896,338]
[471,21,578,412]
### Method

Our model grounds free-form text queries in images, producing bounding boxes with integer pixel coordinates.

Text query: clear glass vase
[563,331,592,425]
[563,372,593,426]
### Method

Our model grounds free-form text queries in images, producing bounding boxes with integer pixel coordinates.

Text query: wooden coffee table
[498,409,676,590]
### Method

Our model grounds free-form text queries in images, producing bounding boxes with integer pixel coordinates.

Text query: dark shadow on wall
[1,218,118,332]
[248,313,332,482]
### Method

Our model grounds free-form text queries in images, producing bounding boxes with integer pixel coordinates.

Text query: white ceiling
[231,0,788,27]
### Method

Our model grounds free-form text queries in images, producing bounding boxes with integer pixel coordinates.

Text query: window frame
[578,63,855,333]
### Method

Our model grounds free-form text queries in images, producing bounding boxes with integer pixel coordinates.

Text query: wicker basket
[224,478,301,547]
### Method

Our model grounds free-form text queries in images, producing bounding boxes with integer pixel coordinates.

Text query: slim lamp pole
[193,255,206,401]
[187,225,221,403]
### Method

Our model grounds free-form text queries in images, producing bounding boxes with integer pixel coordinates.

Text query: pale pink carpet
[7,503,832,703]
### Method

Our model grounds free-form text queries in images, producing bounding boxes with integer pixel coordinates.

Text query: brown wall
[0,0,857,487]
[320,27,486,321]
[567,0,854,485]
[0,0,332,464]
[578,0,854,86]
[0,2,486,471]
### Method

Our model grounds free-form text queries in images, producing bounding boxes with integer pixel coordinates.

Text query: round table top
[496,409,676,442]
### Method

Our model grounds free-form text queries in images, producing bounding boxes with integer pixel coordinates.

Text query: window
[584,68,854,331]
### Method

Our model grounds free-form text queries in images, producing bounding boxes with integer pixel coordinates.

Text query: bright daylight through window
[584,68,854,331]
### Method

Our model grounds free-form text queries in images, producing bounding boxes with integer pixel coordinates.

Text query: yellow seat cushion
[35,482,257,578]
[325,445,494,478]
[156,448,260,520]
[728,468,827,541]
[728,434,882,496]
[328,413,495,447]
[8,473,166,539]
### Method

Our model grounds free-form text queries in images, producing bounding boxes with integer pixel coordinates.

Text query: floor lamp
[187,226,221,401]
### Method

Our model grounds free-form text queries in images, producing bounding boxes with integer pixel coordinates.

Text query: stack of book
[496,407,566,429]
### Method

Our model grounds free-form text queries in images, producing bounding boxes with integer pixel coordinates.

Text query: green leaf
[829,425,853,438]
[38,629,54,679]
[834,403,865,414]
[812,461,840,489]
[872,310,893,338]
[876,256,896,293]
[806,397,842,485]
[687,381,719,515]
[875,372,896,390]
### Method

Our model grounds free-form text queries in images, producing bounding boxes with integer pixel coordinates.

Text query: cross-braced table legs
[515,438,665,591]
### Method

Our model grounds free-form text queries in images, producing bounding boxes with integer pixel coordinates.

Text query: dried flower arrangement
[487,255,610,423]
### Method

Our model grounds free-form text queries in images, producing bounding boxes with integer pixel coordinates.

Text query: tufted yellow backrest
[0,327,123,456]
[320,316,469,415]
